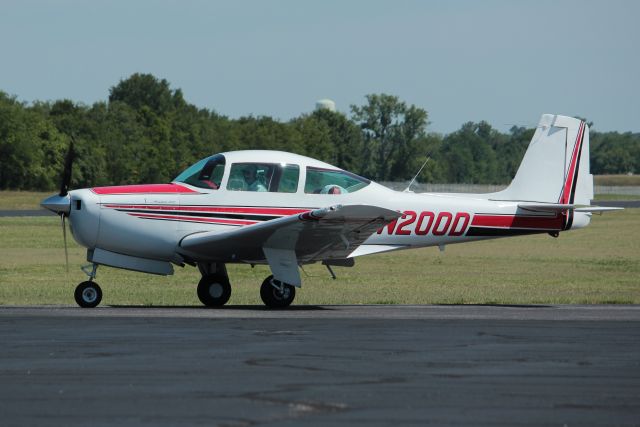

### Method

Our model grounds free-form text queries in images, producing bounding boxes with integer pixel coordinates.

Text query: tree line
[1,73,638,191]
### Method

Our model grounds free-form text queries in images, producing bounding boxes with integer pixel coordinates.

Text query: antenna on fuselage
[403,156,431,193]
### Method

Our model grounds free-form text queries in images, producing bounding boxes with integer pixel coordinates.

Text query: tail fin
[494,114,593,204]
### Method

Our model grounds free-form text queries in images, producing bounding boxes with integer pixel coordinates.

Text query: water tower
[315,99,336,112]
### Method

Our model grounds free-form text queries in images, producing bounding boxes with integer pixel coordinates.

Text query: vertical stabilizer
[493,114,593,205]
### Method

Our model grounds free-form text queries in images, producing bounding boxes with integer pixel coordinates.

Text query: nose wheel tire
[74,281,102,308]
[197,274,231,307]
[260,275,296,308]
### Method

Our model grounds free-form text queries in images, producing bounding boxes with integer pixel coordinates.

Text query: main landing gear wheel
[197,274,231,307]
[74,281,102,308]
[260,275,296,308]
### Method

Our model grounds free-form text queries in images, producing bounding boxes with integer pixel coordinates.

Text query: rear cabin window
[304,167,370,194]
[227,163,299,193]
[173,154,225,190]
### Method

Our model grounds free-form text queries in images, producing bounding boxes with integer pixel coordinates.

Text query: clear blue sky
[1,0,638,133]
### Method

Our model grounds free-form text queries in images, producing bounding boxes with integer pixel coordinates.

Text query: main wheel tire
[197,274,231,307]
[74,281,102,308]
[260,275,296,308]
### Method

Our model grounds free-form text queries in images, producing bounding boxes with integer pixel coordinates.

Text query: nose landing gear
[74,281,102,308]
[74,263,102,308]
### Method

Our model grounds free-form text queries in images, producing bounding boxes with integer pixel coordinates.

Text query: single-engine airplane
[42,114,621,308]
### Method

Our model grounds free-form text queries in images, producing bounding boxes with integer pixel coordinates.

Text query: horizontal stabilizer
[574,206,624,213]
[518,203,624,213]
[517,203,574,212]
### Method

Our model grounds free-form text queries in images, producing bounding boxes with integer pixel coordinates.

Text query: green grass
[593,194,640,201]
[594,175,640,186]
[0,191,52,210]
[0,209,638,306]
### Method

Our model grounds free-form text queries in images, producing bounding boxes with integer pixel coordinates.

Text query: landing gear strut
[260,275,296,308]
[197,263,231,307]
[75,263,102,308]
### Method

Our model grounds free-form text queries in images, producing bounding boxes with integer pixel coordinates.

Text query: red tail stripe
[559,122,585,204]
[471,214,563,229]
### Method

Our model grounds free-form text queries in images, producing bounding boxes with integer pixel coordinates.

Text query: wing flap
[348,244,407,258]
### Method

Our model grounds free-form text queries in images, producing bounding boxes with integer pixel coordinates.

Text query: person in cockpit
[243,165,267,192]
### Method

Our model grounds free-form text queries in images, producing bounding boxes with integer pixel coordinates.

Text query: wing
[178,204,401,285]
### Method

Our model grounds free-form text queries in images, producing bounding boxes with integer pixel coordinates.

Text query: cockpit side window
[276,164,299,193]
[173,154,226,190]
[227,163,300,193]
[304,167,370,194]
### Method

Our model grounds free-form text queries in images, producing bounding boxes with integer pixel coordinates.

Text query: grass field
[0,209,638,306]
[595,175,640,186]
[0,191,52,210]
[593,194,640,201]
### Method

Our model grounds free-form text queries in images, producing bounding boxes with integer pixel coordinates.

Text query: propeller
[41,140,75,272]
[59,141,74,272]
[59,139,75,197]
[61,213,69,272]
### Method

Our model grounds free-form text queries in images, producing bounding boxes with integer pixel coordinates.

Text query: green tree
[3,74,639,191]
[47,99,108,188]
[592,132,638,174]
[233,116,300,154]
[495,126,532,182]
[438,121,500,184]
[308,109,363,172]
[109,73,179,115]
[0,92,67,190]
[289,114,335,162]
[350,94,429,180]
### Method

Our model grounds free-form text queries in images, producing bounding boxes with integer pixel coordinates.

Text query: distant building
[315,99,336,112]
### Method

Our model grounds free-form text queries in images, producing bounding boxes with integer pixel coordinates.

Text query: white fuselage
[67,180,589,266]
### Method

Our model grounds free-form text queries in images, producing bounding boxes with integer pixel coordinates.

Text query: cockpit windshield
[173,154,226,189]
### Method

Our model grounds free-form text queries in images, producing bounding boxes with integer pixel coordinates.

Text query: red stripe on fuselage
[104,204,310,216]
[92,184,199,195]
[471,214,563,230]
[127,212,257,226]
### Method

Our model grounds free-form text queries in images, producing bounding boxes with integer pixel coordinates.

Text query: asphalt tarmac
[1,305,639,426]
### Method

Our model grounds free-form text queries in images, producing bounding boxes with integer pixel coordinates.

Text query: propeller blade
[59,139,75,197]
[61,213,69,272]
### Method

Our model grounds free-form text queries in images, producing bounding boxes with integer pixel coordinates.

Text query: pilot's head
[243,164,258,184]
